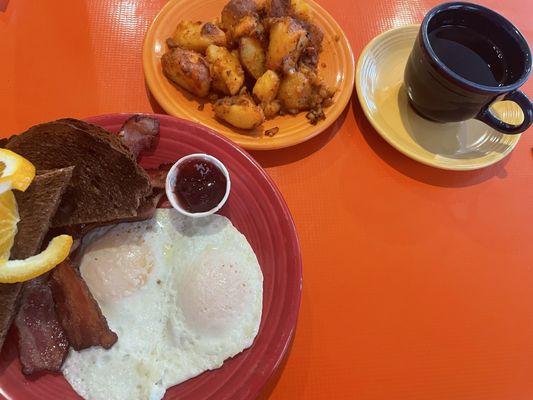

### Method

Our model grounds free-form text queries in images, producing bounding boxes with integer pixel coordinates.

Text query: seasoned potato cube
[291,0,312,21]
[266,0,291,17]
[239,37,266,79]
[277,70,312,113]
[261,100,281,119]
[266,0,311,20]
[231,15,265,43]
[214,94,265,129]
[206,45,245,95]
[170,21,226,53]
[266,17,309,72]
[161,48,211,97]
[253,70,280,103]
[221,0,260,30]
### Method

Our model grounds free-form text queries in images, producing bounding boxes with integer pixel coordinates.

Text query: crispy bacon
[145,163,173,189]
[15,277,69,375]
[49,259,117,351]
[118,115,160,159]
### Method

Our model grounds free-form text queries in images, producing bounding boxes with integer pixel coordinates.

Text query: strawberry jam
[174,158,227,213]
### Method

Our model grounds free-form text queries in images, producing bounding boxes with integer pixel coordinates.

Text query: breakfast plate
[143,0,355,150]
[0,114,302,399]
[356,25,522,171]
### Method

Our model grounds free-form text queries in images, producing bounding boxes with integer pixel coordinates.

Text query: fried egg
[62,209,263,400]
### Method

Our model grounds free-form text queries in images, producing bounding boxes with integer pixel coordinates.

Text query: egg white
[62,209,263,400]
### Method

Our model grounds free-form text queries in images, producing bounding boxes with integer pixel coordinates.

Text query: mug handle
[475,90,533,135]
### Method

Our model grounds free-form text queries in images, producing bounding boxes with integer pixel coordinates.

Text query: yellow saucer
[356,25,522,171]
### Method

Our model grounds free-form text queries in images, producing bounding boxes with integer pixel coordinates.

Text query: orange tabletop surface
[1,0,532,399]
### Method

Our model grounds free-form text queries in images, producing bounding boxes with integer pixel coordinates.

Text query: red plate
[0,114,302,400]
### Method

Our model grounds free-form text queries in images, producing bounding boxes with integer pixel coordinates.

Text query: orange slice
[0,190,19,263]
[0,149,36,194]
[0,235,73,283]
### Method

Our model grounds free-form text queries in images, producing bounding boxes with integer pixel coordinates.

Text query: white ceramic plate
[356,25,523,171]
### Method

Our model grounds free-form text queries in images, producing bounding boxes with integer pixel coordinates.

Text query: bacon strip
[118,115,160,159]
[49,259,117,351]
[15,277,69,375]
[145,163,173,189]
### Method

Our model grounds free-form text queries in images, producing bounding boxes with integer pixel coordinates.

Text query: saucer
[356,25,522,171]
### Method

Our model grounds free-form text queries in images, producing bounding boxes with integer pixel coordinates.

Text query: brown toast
[5,119,152,228]
[0,167,74,351]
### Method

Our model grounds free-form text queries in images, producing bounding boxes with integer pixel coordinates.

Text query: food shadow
[397,85,514,159]
[250,105,348,168]
[168,212,229,238]
[352,92,511,188]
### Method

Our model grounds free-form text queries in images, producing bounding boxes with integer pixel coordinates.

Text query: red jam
[174,158,227,213]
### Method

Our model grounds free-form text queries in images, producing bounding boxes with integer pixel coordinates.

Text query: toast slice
[5,120,152,228]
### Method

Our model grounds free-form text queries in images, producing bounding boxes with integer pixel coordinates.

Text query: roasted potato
[214,94,265,129]
[230,15,265,43]
[253,70,280,102]
[266,0,311,20]
[206,45,245,95]
[277,70,312,113]
[170,21,226,53]
[161,48,211,97]
[291,0,312,21]
[299,21,324,68]
[261,100,281,119]
[221,0,260,30]
[266,0,291,17]
[239,37,266,79]
[266,17,309,72]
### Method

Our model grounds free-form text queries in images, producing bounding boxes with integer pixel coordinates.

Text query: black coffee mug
[404,2,532,134]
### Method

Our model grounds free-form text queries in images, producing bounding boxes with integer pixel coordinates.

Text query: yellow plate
[143,0,354,150]
[356,25,521,171]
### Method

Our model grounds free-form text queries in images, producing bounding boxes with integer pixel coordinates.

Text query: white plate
[356,25,522,171]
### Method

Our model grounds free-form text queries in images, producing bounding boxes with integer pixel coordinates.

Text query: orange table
[1,0,532,399]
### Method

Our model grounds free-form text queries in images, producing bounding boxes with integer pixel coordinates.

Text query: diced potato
[266,0,311,20]
[291,0,312,21]
[261,100,281,119]
[161,48,211,97]
[171,21,226,53]
[221,0,260,30]
[256,0,267,12]
[214,94,265,129]
[266,17,308,72]
[277,70,312,113]
[206,45,245,95]
[239,37,266,79]
[266,0,291,18]
[231,15,265,43]
[253,70,280,103]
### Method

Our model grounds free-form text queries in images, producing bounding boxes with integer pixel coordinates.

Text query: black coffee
[428,25,508,87]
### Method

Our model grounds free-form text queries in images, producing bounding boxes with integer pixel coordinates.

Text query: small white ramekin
[165,153,231,218]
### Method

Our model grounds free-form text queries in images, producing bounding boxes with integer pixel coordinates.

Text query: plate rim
[142,0,355,151]
[355,24,521,171]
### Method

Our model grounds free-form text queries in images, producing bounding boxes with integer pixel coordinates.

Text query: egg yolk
[80,231,154,304]
[176,249,253,336]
